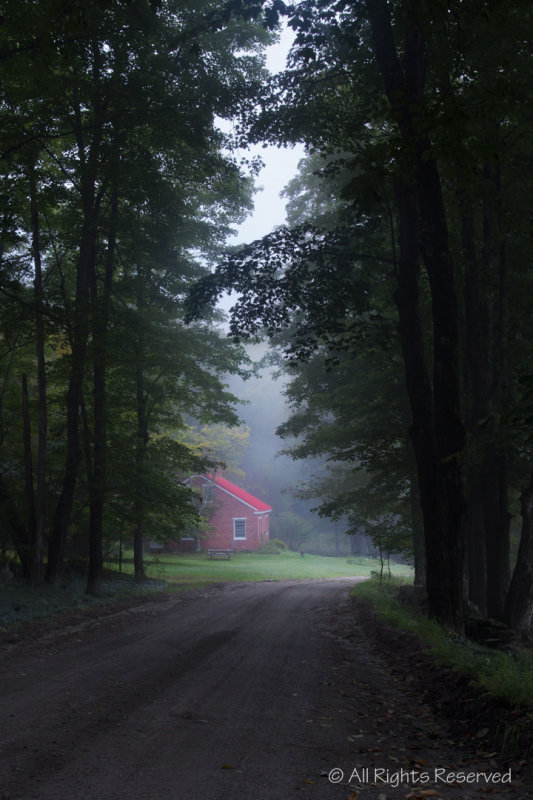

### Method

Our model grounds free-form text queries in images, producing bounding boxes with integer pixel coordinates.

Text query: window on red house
[234,518,247,539]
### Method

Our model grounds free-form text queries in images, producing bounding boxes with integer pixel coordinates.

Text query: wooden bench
[207,549,233,560]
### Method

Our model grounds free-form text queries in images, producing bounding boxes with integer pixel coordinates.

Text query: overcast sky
[228,26,306,245]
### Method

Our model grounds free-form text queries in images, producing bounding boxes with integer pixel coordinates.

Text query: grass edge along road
[352,576,533,719]
[133,550,413,586]
[1,552,412,632]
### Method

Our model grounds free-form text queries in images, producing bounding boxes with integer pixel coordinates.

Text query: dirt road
[0,580,529,799]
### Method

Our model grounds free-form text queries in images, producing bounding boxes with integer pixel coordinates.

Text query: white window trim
[233,518,247,540]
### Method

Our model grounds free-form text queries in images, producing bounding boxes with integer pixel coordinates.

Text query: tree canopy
[3,0,533,635]
[0,0,272,591]
[186,0,533,632]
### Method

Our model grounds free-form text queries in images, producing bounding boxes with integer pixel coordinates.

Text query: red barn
[178,474,272,552]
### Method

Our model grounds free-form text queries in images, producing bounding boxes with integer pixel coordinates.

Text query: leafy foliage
[0,0,273,587]
[187,0,533,630]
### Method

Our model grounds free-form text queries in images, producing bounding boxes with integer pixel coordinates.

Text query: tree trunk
[86,189,118,597]
[46,213,95,584]
[134,363,148,583]
[458,192,488,614]
[464,480,487,615]
[416,152,466,631]
[29,156,47,582]
[394,179,461,625]
[0,476,29,576]
[46,77,104,584]
[504,471,533,632]
[0,358,29,573]
[21,373,35,579]
[133,270,148,584]
[480,160,510,620]
[409,468,426,587]
[457,165,511,621]
[367,0,466,629]
[482,446,510,620]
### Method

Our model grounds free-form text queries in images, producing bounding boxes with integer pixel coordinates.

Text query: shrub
[258,541,282,554]
[268,538,287,551]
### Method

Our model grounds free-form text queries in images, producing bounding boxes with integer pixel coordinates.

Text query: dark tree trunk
[0,360,29,573]
[416,152,466,631]
[394,178,462,625]
[458,165,511,621]
[133,270,148,584]
[46,72,104,584]
[367,0,466,628]
[86,189,118,597]
[409,468,426,587]
[46,213,95,584]
[505,471,533,632]
[29,156,47,582]
[480,160,510,620]
[134,361,148,583]
[21,373,35,579]
[0,492,29,578]
[459,192,488,613]
[464,480,487,615]
[482,446,510,620]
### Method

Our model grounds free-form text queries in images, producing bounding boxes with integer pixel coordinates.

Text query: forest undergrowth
[352,578,533,762]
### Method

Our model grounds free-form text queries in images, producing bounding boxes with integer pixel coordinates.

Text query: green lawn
[0,552,411,631]
[121,550,413,585]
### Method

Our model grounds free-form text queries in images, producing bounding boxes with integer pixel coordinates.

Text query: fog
[220,341,355,556]
[213,29,349,556]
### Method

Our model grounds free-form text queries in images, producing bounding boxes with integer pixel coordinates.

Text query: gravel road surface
[0,579,529,799]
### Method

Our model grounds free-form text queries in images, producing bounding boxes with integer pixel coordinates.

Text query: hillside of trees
[2,0,533,636]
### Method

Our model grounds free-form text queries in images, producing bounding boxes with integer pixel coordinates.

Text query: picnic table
[207,549,233,560]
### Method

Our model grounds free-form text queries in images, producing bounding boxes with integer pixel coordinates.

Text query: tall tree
[187,0,533,630]
[0,0,271,590]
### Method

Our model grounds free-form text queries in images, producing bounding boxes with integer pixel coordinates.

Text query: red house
[179,473,272,553]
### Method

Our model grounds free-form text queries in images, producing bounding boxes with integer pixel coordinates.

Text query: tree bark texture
[133,271,148,584]
[480,161,510,620]
[409,464,426,587]
[458,164,511,621]
[46,78,104,584]
[459,193,488,614]
[21,373,35,580]
[28,156,47,582]
[134,362,148,584]
[86,188,118,597]
[367,0,466,628]
[505,471,533,632]
[46,212,95,583]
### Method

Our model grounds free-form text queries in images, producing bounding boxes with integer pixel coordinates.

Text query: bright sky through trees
[229,25,305,245]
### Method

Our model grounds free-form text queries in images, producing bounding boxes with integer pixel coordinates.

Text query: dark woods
[0,0,269,592]
[188,0,533,633]
[2,0,533,635]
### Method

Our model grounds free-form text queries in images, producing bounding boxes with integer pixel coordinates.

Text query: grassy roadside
[1,551,412,631]
[352,576,533,712]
